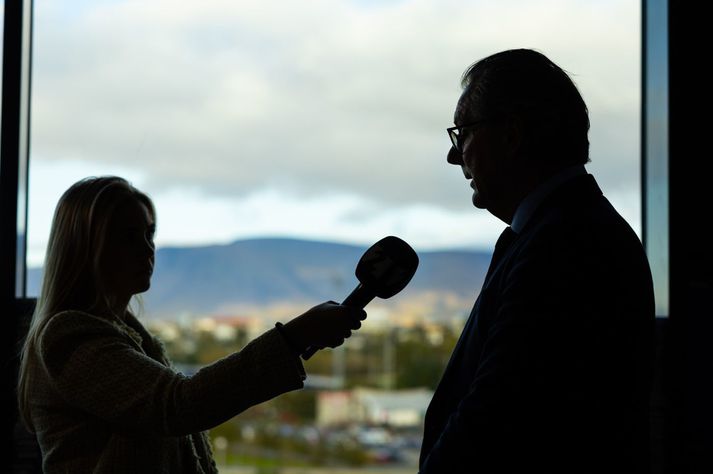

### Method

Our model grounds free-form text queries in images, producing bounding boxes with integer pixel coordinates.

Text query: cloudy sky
[27,0,641,266]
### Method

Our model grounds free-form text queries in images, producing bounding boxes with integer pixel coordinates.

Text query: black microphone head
[354,236,419,299]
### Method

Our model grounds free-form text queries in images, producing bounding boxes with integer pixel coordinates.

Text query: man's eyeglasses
[447,121,487,153]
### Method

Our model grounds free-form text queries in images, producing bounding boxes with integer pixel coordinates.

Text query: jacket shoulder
[37,311,137,373]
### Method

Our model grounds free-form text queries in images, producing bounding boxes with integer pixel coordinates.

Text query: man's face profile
[448,94,497,211]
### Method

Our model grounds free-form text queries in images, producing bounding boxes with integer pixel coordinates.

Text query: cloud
[30,0,641,214]
[26,159,504,267]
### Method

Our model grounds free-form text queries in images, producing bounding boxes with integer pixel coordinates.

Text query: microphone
[302,236,419,360]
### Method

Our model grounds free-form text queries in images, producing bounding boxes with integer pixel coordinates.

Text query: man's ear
[502,115,524,158]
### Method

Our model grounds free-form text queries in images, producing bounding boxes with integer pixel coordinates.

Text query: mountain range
[27,237,492,319]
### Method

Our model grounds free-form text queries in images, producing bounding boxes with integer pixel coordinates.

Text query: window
[21,1,643,471]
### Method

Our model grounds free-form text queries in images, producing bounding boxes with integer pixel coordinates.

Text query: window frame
[1,0,33,304]
[1,2,683,471]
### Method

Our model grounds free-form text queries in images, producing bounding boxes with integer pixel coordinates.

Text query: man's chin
[472,191,487,209]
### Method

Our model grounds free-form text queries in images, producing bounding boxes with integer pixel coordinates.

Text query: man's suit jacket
[419,174,655,473]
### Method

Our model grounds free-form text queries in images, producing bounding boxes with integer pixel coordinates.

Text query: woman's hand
[282,301,366,354]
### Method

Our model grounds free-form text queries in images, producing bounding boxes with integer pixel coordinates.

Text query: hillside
[27,237,491,319]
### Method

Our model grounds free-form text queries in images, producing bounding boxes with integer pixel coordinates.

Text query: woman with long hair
[17,176,365,473]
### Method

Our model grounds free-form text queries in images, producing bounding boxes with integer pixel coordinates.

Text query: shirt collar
[510,165,587,233]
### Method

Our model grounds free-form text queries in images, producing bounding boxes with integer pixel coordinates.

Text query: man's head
[447,48,590,222]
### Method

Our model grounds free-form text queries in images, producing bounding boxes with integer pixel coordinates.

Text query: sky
[27,0,641,267]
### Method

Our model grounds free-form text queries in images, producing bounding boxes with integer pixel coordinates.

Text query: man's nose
[447,146,462,165]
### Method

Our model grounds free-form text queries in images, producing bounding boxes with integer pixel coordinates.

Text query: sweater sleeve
[38,311,305,435]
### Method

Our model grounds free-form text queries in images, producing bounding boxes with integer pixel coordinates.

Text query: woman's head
[41,176,156,315]
[18,176,156,431]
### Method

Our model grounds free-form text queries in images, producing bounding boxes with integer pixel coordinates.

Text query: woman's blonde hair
[17,176,155,431]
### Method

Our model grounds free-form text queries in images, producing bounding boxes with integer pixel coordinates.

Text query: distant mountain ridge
[27,237,492,319]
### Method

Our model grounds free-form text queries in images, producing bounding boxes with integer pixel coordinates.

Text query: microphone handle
[341,283,376,308]
[301,284,376,360]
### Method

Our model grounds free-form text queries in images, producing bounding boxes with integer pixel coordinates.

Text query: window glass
[644,0,669,317]
[27,1,641,470]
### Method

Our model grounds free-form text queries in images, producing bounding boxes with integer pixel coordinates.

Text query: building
[317,387,433,428]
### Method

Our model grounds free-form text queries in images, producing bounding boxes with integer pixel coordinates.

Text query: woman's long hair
[17,176,155,431]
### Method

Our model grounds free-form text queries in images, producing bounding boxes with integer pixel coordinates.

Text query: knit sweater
[27,310,306,473]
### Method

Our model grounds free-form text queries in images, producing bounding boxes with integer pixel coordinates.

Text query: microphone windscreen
[355,236,419,299]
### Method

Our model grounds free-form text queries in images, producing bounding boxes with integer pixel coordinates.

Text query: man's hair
[461,48,590,166]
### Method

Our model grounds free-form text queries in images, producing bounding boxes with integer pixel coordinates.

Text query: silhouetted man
[419,49,654,473]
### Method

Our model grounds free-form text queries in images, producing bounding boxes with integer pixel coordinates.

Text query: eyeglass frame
[447,120,489,153]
